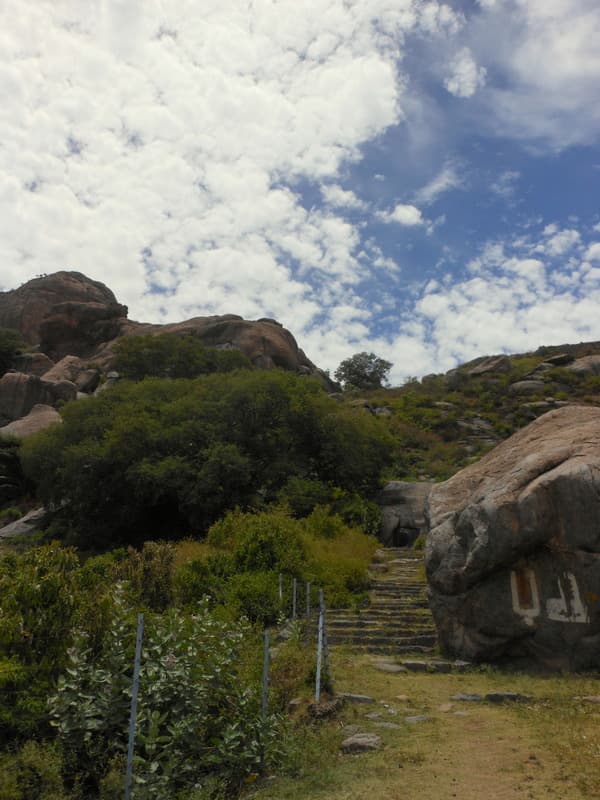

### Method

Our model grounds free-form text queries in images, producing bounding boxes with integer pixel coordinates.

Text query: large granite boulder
[42,355,100,393]
[379,481,433,546]
[0,372,77,424]
[0,404,62,438]
[0,272,331,385]
[0,271,126,352]
[425,406,600,671]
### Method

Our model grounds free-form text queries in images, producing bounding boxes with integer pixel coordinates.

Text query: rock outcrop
[379,481,432,546]
[425,406,600,671]
[0,372,77,424]
[0,272,328,382]
[0,404,62,439]
[0,271,126,354]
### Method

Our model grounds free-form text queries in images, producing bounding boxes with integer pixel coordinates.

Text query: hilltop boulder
[0,271,126,353]
[0,272,329,384]
[425,405,600,671]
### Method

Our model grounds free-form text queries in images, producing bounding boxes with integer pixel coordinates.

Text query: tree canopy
[0,328,23,376]
[21,370,394,545]
[113,332,251,379]
[334,351,393,390]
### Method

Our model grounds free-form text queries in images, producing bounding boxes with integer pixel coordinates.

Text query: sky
[1,0,600,384]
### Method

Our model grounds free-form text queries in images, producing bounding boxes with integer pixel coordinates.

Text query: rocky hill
[0,271,332,433]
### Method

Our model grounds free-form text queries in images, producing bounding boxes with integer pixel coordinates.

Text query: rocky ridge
[0,271,331,432]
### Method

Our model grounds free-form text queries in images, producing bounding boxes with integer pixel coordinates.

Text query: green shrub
[0,329,23,377]
[114,333,251,380]
[22,371,393,545]
[49,596,276,798]
[223,570,281,624]
[0,741,66,800]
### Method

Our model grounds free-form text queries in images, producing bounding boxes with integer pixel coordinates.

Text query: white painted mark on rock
[546,573,590,624]
[511,568,589,625]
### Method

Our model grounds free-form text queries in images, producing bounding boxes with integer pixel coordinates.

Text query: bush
[0,741,66,800]
[21,371,394,546]
[49,596,277,798]
[114,333,251,380]
[0,329,23,377]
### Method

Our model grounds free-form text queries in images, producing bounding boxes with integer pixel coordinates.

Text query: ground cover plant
[245,651,600,800]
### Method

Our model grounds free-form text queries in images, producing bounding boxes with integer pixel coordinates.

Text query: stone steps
[318,547,438,655]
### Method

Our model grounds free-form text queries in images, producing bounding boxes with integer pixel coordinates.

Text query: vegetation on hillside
[0,328,23,375]
[2,332,600,798]
[21,369,393,546]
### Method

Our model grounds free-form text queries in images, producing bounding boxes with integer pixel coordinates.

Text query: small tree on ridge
[334,351,393,390]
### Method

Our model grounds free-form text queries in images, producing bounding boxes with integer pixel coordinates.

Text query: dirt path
[249,651,598,800]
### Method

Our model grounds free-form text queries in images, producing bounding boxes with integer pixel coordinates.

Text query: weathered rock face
[0,271,126,352]
[425,406,600,671]
[0,404,62,439]
[568,355,600,377]
[119,315,320,375]
[13,352,55,377]
[379,481,433,546]
[0,372,77,424]
[42,355,101,393]
[467,355,511,376]
[0,272,329,384]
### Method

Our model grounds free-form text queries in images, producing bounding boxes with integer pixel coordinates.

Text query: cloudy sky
[1,0,600,383]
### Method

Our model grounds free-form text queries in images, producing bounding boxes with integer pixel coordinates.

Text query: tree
[21,370,394,545]
[0,328,23,376]
[334,351,393,390]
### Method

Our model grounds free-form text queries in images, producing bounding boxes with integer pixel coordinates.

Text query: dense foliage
[21,370,393,546]
[0,504,377,799]
[334,352,392,390]
[113,333,251,380]
[0,328,23,376]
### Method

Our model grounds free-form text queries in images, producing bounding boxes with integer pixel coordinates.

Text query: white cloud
[471,0,600,148]
[536,228,581,257]
[444,47,486,98]
[585,243,600,261]
[490,170,520,199]
[1,0,440,330]
[378,204,424,226]
[414,161,464,205]
[321,184,366,210]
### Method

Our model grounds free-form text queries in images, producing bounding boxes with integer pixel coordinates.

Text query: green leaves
[21,370,393,546]
[334,351,393,390]
[49,599,272,797]
[113,333,251,380]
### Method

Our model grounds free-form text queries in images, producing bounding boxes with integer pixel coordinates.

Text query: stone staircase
[324,547,438,655]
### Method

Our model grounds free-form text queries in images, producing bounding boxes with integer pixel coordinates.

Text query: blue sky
[1,0,599,383]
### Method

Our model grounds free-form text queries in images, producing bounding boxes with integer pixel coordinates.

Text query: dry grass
[246,650,600,800]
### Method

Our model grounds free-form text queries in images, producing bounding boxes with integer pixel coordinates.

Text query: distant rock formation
[379,481,432,547]
[0,271,328,380]
[0,272,334,437]
[0,271,127,357]
[425,405,600,671]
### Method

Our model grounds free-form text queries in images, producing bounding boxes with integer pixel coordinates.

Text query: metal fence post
[124,613,144,800]
[315,591,324,704]
[322,592,331,693]
[278,573,283,603]
[292,577,297,619]
[261,629,270,720]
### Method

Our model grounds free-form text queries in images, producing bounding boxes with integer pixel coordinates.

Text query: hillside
[351,345,600,483]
